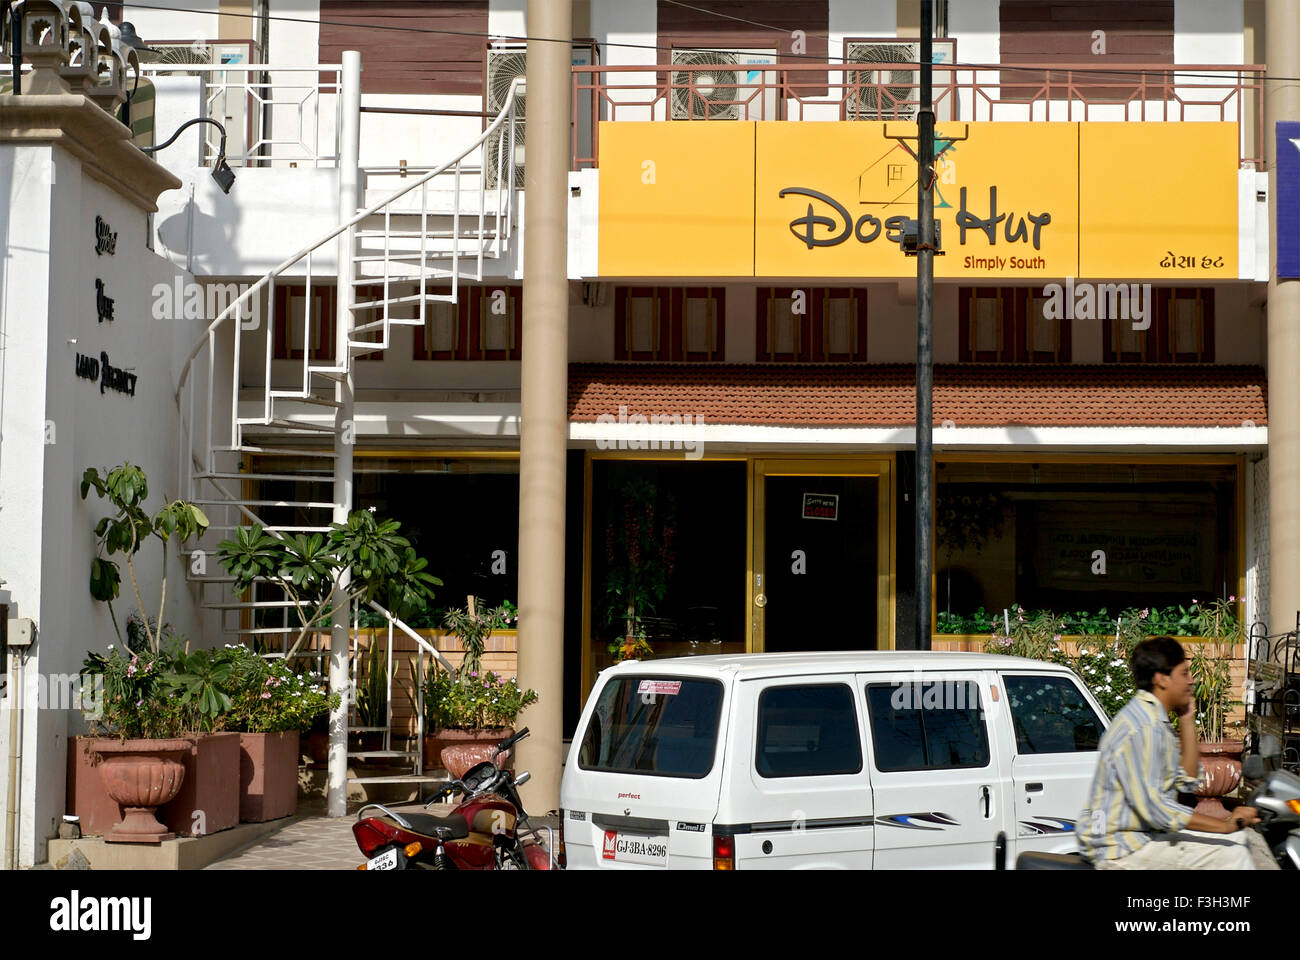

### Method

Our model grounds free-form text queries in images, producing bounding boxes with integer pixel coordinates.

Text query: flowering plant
[80,631,234,738]
[1059,643,1135,718]
[222,646,339,734]
[424,669,537,731]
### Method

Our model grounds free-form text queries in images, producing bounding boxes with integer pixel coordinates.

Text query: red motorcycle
[353,728,562,870]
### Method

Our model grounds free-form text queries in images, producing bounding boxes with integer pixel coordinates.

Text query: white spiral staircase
[174,76,525,790]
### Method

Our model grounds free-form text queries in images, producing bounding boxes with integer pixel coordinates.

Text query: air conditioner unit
[484,42,598,188]
[844,39,955,122]
[151,41,262,165]
[485,44,527,188]
[671,49,743,121]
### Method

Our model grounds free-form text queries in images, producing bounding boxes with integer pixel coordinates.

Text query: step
[349,726,391,734]
[347,774,450,785]
[347,750,418,760]
[218,445,337,459]
[242,418,339,434]
[267,392,344,408]
[196,471,333,483]
[191,499,338,509]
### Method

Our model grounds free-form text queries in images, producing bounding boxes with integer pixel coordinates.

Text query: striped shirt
[1077,690,1203,863]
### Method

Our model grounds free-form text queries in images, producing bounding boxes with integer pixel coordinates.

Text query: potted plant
[422,596,537,776]
[602,478,675,662]
[1186,596,1246,816]
[73,623,241,841]
[72,463,241,841]
[222,645,339,821]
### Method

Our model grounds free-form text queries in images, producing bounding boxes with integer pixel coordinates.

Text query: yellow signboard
[597,120,1238,280]
[755,122,1078,279]
[1079,123,1237,279]
[597,122,755,278]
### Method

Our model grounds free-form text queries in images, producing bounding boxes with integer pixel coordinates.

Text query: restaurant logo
[781,184,1050,254]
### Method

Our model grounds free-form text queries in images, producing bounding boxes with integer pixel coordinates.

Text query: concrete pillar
[516,0,571,814]
[328,49,361,819]
[1265,0,1300,634]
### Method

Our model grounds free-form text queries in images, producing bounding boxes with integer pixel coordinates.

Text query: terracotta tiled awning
[567,364,1268,428]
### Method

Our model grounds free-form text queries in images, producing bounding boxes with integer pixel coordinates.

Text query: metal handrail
[174,75,523,403]
[571,60,1265,168]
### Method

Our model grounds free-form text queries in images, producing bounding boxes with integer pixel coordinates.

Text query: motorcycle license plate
[367,848,399,871]
[602,830,667,867]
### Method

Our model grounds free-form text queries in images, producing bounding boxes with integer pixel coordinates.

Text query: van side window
[866,681,990,771]
[755,685,863,778]
[1002,675,1104,754]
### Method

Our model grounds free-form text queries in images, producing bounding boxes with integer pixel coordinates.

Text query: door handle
[1025,782,1044,793]
[981,785,991,819]
[754,593,767,608]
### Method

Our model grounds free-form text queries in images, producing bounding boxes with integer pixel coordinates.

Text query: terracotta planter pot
[239,731,300,822]
[69,733,241,839]
[89,739,189,843]
[1192,740,1244,818]
[437,727,514,778]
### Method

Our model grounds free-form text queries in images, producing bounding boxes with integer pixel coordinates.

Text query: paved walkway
[205,798,362,870]
[205,797,562,870]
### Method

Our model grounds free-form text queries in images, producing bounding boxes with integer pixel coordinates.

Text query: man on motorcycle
[1078,636,1259,869]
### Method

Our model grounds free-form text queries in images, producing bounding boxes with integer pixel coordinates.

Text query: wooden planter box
[68,732,240,838]
[239,731,300,823]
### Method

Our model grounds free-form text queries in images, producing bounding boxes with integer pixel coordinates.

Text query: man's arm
[1176,693,1203,791]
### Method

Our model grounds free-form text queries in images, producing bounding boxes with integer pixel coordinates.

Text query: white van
[560,651,1110,869]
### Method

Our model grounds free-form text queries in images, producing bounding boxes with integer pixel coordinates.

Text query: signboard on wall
[1028,500,1216,593]
[598,121,1239,280]
[1278,121,1300,279]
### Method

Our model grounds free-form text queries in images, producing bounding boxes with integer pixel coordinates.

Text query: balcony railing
[571,61,1266,169]
[138,62,343,167]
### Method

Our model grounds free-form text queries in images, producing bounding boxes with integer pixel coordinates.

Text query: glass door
[752,459,893,652]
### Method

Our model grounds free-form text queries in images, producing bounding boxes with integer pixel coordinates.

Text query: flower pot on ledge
[68,732,240,839]
[90,739,189,843]
[1191,739,1244,818]
[433,727,515,778]
[239,731,300,822]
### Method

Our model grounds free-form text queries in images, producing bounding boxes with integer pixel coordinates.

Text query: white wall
[123,1,220,44]
[0,139,201,865]
[1176,0,1245,64]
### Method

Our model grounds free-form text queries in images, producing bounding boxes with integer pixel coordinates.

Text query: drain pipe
[4,645,24,870]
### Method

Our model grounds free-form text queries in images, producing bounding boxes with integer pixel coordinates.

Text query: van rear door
[719,675,873,869]
[561,673,728,870]
[997,670,1107,861]
[862,670,1007,869]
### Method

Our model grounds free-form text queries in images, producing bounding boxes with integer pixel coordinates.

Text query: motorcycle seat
[1015,851,1093,870]
[397,811,470,842]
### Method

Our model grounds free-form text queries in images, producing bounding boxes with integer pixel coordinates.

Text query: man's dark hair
[1131,637,1186,692]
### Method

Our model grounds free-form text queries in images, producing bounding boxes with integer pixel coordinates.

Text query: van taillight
[713,833,734,870]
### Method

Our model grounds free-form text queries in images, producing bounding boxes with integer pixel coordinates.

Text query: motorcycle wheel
[496,846,528,870]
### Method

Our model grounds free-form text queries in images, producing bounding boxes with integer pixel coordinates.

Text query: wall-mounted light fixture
[142,117,236,194]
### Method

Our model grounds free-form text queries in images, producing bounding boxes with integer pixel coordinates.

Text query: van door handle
[981,785,991,818]
[1025,783,1044,793]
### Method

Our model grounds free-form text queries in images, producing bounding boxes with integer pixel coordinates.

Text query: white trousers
[1096,829,1274,870]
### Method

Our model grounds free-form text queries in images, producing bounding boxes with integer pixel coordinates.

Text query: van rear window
[578,676,723,778]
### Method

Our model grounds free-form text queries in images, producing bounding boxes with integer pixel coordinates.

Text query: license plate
[367,848,399,871]
[601,830,667,867]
